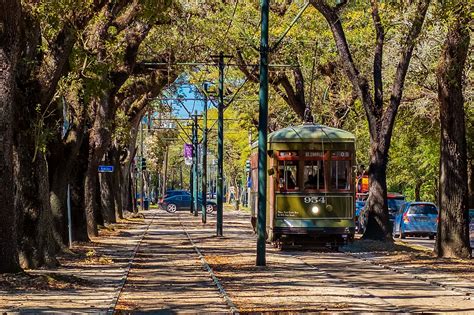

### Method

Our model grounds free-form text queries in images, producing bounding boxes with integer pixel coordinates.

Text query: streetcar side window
[303,160,325,190]
[278,160,299,191]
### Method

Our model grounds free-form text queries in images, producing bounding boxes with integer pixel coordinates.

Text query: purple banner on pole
[184,144,193,165]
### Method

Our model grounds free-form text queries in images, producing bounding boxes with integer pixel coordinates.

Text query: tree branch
[371,0,384,112]
[310,0,377,137]
[383,0,431,137]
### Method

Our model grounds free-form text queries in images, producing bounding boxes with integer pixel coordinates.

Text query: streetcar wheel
[400,232,406,239]
[166,203,177,213]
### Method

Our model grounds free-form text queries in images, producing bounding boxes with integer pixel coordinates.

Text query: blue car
[161,194,217,214]
[355,201,365,232]
[393,202,438,239]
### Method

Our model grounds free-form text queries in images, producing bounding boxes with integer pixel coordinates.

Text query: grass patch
[341,239,424,253]
[0,272,92,292]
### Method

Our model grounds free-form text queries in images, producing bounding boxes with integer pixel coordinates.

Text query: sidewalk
[0,216,149,314]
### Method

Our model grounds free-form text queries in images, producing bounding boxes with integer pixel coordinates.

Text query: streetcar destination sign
[98,165,114,173]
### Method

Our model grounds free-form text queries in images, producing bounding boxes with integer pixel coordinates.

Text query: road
[399,231,474,251]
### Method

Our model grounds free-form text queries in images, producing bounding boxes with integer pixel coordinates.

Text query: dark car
[387,193,406,228]
[159,190,190,204]
[162,194,217,214]
[469,209,474,233]
[393,202,438,239]
[358,193,406,233]
[165,190,190,198]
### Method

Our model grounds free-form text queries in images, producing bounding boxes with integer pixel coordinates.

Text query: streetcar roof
[260,124,355,145]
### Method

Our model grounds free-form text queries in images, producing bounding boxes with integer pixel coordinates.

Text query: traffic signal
[245,160,250,172]
[141,157,147,170]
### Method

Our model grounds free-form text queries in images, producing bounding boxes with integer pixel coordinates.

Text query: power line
[142,61,298,68]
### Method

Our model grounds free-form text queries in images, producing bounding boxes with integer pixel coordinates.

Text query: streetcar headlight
[311,206,320,214]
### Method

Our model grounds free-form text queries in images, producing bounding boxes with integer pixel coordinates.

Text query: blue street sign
[98,165,114,173]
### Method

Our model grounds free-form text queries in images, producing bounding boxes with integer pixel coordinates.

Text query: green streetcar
[249,123,356,247]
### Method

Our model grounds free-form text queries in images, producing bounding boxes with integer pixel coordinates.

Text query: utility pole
[190,118,196,214]
[201,84,209,223]
[212,52,232,236]
[217,52,225,236]
[189,166,194,214]
[193,111,199,216]
[162,145,169,198]
[140,120,145,211]
[256,0,269,266]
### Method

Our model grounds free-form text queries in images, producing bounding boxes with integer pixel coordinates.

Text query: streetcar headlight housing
[311,206,320,214]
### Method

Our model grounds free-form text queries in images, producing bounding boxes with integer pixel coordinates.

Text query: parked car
[158,190,190,204]
[393,202,438,239]
[387,193,406,226]
[161,194,217,214]
[355,200,365,232]
[469,209,474,233]
[165,189,190,198]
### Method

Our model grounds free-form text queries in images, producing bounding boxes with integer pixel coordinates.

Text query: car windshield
[408,204,438,215]
[388,199,404,211]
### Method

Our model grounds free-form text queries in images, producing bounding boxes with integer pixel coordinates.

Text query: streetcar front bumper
[274,218,355,236]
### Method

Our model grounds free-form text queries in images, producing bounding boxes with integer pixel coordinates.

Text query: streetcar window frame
[330,151,352,191]
[276,151,300,192]
[302,150,329,192]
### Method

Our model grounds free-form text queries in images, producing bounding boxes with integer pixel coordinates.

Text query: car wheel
[206,204,215,214]
[166,203,177,213]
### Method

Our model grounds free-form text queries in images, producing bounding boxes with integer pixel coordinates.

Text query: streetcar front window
[331,151,351,190]
[303,160,325,190]
[278,160,299,191]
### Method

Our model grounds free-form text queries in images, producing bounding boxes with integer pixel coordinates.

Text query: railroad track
[110,210,472,314]
[108,211,158,315]
[110,210,237,314]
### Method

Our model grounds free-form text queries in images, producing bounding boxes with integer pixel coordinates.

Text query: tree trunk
[363,148,391,240]
[84,96,113,237]
[99,172,116,224]
[70,141,90,242]
[49,127,87,247]
[121,123,139,213]
[0,0,22,272]
[468,159,474,208]
[414,181,422,201]
[110,146,123,219]
[15,142,59,268]
[99,150,116,224]
[435,12,471,258]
